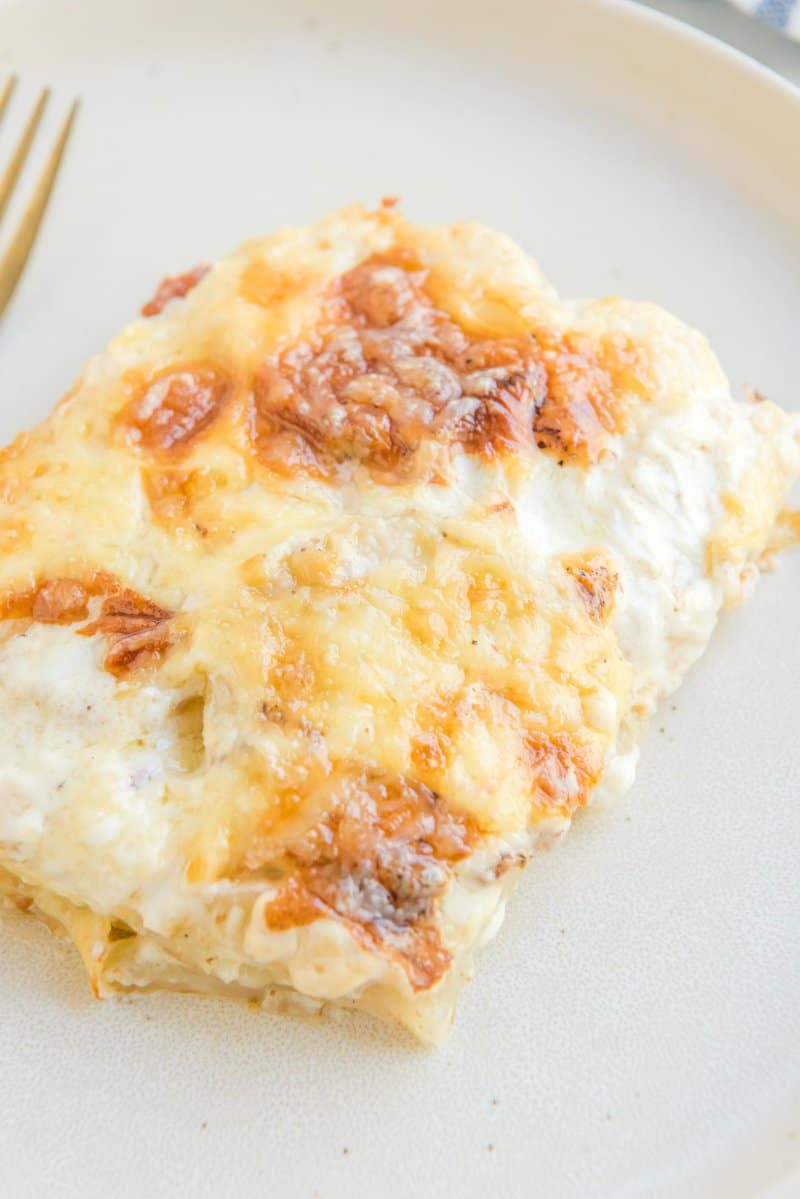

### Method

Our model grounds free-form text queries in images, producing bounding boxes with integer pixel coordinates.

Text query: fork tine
[0,99,78,318]
[0,87,50,225]
[0,76,17,125]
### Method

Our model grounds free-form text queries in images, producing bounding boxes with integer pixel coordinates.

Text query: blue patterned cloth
[731,0,800,38]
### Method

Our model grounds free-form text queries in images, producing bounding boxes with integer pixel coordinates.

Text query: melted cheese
[0,205,797,1041]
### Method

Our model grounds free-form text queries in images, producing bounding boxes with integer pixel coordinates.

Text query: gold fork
[0,77,79,317]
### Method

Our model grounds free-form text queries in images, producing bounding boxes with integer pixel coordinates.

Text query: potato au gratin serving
[0,204,797,1042]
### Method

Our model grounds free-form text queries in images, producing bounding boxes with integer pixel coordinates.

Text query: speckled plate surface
[0,1,798,1195]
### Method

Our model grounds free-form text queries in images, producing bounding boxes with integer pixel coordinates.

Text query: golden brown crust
[532,331,648,462]
[80,589,174,678]
[32,578,92,624]
[0,575,172,678]
[249,254,647,481]
[141,266,209,317]
[524,732,601,819]
[0,571,116,624]
[564,558,619,623]
[261,774,477,989]
[121,365,234,455]
[143,466,227,539]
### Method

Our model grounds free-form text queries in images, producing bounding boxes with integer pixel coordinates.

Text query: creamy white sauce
[0,625,179,911]
[0,382,797,1041]
[512,392,765,711]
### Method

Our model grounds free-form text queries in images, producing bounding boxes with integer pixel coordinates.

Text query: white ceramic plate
[0,2,798,1195]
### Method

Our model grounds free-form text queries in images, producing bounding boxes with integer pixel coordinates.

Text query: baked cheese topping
[0,205,797,1041]
[250,252,649,479]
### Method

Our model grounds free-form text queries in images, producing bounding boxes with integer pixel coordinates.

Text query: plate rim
[595,0,800,106]
[1,0,799,106]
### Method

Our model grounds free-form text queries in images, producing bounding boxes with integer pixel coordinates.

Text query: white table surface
[640,0,800,83]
